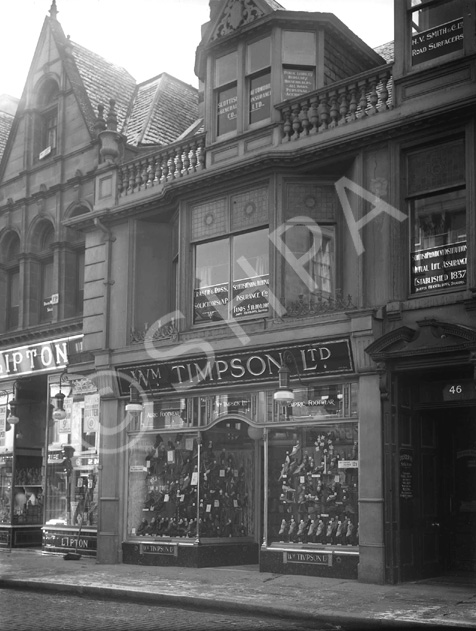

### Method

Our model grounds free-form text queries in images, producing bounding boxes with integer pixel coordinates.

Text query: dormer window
[35,79,59,161]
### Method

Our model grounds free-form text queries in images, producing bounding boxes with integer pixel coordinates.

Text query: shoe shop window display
[127,421,256,541]
[267,419,359,549]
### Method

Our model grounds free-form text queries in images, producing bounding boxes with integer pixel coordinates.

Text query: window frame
[193,226,270,325]
[406,138,467,297]
[213,35,273,140]
[35,80,59,162]
[407,0,466,70]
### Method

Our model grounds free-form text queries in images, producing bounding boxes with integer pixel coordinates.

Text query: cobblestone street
[0,588,341,631]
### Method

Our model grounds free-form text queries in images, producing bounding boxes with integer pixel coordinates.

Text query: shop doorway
[399,407,476,581]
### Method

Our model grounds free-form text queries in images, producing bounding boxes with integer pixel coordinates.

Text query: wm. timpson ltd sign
[0,335,82,378]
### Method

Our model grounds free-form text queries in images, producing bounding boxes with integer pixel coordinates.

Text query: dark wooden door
[399,410,444,581]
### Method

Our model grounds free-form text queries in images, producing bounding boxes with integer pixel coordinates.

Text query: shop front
[0,334,84,549]
[119,337,363,578]
[42,373,100,558]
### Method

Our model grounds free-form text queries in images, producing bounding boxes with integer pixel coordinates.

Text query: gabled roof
[125,73,199,147]
[70,40,137,137]
[0,5,200,174]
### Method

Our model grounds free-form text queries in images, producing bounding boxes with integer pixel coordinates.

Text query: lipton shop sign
[118,338,353,395]
[0,335,82,379]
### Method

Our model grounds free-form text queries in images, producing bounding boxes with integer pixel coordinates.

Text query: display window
[127,420,257,541]
[266,422,359,548]
[271,383,357,423]
[45,381,99,527]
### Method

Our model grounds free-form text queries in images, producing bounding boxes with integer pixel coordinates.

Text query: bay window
[283,221,335,311]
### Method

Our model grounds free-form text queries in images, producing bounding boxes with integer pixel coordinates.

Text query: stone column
[358,372,385,583]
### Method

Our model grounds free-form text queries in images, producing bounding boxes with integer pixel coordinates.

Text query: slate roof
[0,110,14,163]
[50,14,198,146]
[125,74,199,147]
[71,40,137,137]
[374,41,394,63]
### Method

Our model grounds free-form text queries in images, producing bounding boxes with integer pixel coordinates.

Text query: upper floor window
[35,80,59,161]
[410,0,465,66]
[214,37,272,138]
[191,187,270,323]
[194,228,269,322]
[282,31,316,100]
[408,138,466,294]
[247,38,271,125]
[216,51,238,136]
[282,221,335,312]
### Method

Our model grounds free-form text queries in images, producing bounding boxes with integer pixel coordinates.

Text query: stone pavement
[0,549,475,629]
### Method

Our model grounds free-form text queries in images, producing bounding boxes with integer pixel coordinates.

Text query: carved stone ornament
[212,0,265,40]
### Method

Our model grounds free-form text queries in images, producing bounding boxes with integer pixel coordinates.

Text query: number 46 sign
[444,381,475,401]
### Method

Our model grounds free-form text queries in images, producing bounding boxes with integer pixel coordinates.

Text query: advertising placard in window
[194,282,228,322]
[283,68,314,99]
[412,18,463,65]
[232,274,269,318]
[249,73,271,124]
[0,405,6,447]
[217,85,237,136]
[410,241,466,293]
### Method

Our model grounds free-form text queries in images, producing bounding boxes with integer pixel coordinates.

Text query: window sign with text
[232,274,269,318]
[411,241,467,293]
[249,72,271,124]
[217,85,238,136]
[283,68,314,99]
[412,18,463,65]
[194,282,228,322]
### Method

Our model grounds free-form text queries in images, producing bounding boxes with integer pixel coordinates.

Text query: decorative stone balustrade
[118,134,206,198]
[277,65,393,142]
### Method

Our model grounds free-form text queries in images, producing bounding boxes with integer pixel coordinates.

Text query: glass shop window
[139,398,191,431]
[45,388,99,527]
[194,228,269,323]
[273,383,358,423]
[410,0,465,66]
[407,139,466,295]
[127,432,200,538]
[267,423,359,548]
[127,422,257,540]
